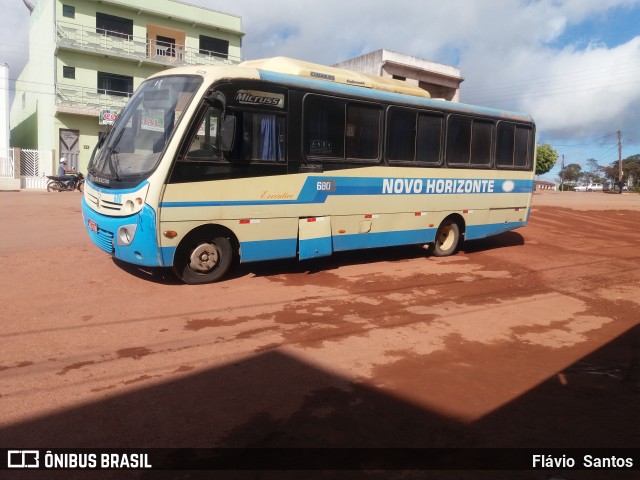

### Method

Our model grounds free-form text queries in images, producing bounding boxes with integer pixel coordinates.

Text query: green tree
[582,158,604,184]
[605,154,640,187]
[558,163,582,184]
[535,144,558,176]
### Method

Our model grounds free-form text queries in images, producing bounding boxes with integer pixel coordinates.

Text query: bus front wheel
[429,219,461,257]
[174,233,234,284]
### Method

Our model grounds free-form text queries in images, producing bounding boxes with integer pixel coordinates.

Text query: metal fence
[0,149,14,178]
[20,149,54,189]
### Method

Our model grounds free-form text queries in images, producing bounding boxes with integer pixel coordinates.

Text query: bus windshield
[89,75,202,181]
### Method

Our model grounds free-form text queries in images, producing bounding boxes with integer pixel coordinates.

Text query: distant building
[333,49,464,102]
[535,180,557,191]
[10,0,243,171]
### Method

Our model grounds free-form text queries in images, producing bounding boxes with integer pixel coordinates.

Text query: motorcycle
[46,172,85,193]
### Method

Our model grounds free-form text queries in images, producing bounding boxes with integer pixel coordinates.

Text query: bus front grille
[89,227,115,254]
[85,192,123,213]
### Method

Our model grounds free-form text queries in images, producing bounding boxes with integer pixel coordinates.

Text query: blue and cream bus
[82,57,536,284]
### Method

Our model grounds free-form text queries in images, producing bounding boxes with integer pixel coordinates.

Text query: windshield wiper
[106,128,125,181]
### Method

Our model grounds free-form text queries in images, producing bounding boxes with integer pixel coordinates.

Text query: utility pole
[618,130,623,182]
[560,154,565,191]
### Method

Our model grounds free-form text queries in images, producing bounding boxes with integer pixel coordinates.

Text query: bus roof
[150,57,534,124]
[239,57,432,99]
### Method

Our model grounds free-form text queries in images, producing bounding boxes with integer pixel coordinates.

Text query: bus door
[298,216,332,260]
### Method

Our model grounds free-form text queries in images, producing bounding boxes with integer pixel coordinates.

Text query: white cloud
[2,0,639,157]
[1,2,31,83]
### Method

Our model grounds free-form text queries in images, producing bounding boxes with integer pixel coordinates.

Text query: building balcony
[56,84,131,115]
[56,21,243,67]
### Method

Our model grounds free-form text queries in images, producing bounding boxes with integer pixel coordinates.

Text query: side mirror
[220,115,236,152]
[205,91,226,110]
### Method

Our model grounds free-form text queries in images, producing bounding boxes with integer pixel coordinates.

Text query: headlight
[123,200,135,214]
[117,224,138,246]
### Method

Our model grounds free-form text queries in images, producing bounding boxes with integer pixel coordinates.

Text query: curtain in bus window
[261,116,275,160]
[346,104,380,160]
[259,115,285,161]
[387,108,416,162]
[416,113,442,164]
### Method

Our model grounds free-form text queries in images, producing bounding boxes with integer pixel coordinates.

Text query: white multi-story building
[10,0,243,171]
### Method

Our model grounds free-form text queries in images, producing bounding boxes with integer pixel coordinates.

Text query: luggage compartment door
[298,216,332,260]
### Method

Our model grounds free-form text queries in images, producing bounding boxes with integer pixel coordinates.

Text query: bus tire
[174,233,234,284]
[429,218,461,257]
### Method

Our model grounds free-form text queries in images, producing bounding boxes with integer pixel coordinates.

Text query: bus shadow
[235,244,429,280]
[240,231,525,280]
[112,258,182,285]
[459,231,525,254]
[110,231,525,284]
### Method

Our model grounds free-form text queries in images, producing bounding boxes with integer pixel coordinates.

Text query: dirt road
[0,190,638,477]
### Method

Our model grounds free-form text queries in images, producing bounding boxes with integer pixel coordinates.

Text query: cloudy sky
[3,0,640,179]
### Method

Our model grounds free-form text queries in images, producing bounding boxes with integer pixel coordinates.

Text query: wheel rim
[188,243,220,273]
[437,226,455,251]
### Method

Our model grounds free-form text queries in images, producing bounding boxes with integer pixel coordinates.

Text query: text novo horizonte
[382,178,495,195]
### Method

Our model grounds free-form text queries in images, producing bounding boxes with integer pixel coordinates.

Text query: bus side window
[185,107,221,160]
[470,120,493,166]
[416,113,443,165]
[446,115,472,165]
[242,113,286,161]
[346,104,381,160]
[387,107,416,162]
[305,96,345,158]
[496,123,531,169]
[514,126,531,168]
[496,123,516,167]
[446,115,492,167]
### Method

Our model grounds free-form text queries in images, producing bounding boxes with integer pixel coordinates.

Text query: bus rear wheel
[429,219,461,257]
[174,233,234,284]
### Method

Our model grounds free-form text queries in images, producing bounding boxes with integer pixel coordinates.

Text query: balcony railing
[56,20,243,67]
[56,84,132,112]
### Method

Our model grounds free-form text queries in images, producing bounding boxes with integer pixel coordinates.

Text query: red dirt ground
[0,190,638,479]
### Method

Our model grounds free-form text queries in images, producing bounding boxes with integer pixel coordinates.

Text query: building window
[392,75,406,81]
[199,35,229,58]
[97,72,133,97]
[62,5,75,18]
[96,12,133,39]
[62,66,75,79]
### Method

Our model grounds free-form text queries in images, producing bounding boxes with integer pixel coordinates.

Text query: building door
[59,129,80,170]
